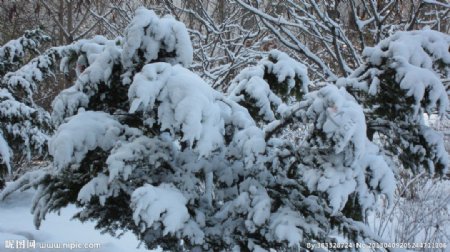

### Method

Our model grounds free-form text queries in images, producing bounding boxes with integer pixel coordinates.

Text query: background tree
[0,29,51,188]
[236,0,450,81]
[337,30,449,175]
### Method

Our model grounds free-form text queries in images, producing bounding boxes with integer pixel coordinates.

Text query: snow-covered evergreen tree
[337,30,449,175]
[0,29,50,75]
[0,29,51,188]
[0,27,124,189]
[0,7,447,252]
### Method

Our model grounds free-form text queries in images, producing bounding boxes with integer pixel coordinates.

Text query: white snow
[131,183,190,235]
[51,86,89,125]
[247,185,271,227]
[49,111,124,170]
[77,173,110,206]
[106,135,172,183]
[2,54,51,99]
[393,57,448,116]
[420,125,449,174]
[263,50,309,94]
[363,30,450,69]
[0,131,11,174]
[0,185,158,252]
[52,43,121,124]
[76,45,121,97]
[0,88,49,163]
[129,63,225,157]
[5,6,445,251]
[230,126,266,166]
[304,85,366,158]
[360,29,450,117]
[299,85,395,214]
[121,7,192,84]
[269,207,305,248]
[0,29,49,73]
[228,49,309,121]
[336,29,450,176]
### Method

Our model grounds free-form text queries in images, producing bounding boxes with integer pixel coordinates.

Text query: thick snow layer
[53,8,194,121]
[269,207,305,247]
[106,135,173,183]
[420,125,449,174]
[364,30,450,68]
[131,183,189,235]
[52,44,121,124]
[78,173,110,206]
[0,29,49,74]
[231,74,282,121]
[299,85,395,214]
[264,50,309,94]
[0,185,158,252]
[228,50,309,121]
[360,30,449,116]
[2,35,115,104]
[0,88,36,119]
[0,131,11,174]
[247,185,271,227]
[49,111,124,170]
[129,63,225,157]
[2,53,53,99]
[392,57,448,116]
[76,45,121,98]
[304,85,366,158]
[51,86,89,125]
[230,125,266,165]
[0,88,49,163]
[337,30,450,174]
[121,7,192,84]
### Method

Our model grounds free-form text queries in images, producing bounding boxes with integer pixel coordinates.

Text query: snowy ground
[0,186,160,252]
[1,183,449,252]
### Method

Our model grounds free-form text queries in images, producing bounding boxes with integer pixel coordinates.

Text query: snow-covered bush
[338,30,450,175]
[0,7,447,252]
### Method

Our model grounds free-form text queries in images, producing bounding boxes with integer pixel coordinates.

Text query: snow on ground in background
[0,186,161,252]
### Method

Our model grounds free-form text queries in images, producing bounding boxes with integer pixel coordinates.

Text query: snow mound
[269,207,307,248]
